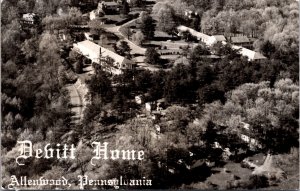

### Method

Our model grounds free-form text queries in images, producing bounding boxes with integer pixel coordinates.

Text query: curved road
[67,84,83,124]
[106,19,146,55]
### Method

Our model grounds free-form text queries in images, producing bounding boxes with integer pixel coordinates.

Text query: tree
[248,175,269,189]
[117,41,131,58]
[165,105,190,130]
[33,0,54,17]
[211,0,225,12]
[144,48,161,65]
[39,32,61,98]
[181,31,196,42]
[1,20,22,62]
[157,6,176,34]
[187,120,206,146]
[112,89,128,118]
[191,14,201,31]
[148,70,166,100]
[1,2,19,25]
[87,69,112,102]
[140,14,156,40]
[211,42,241,59]
[69,49,82,63]
[100,34,108,45]
[189,45,210,63]
[88,20,105,37]
[134,70,152,92]
[221,79,299,153]
[121,0,130,16]
[260,40,276,58]
[132,31,145,45]
[119,26,132,39]
[198,85,224,106]
[75,59,83,74]
[69,6,82,17]
[21,38,38,63]
[163,64,196,103]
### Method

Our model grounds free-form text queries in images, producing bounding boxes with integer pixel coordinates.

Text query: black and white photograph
[1,0,299,190]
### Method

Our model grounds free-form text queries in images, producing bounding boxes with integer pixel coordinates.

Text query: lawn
[247,149,299,190]
[199,149,300,190]
[204,162,252,189]
[269,148,299,190]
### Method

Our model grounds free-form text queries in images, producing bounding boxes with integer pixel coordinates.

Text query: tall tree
[87,69,112,102]
[119,26,132,39]
[144,48,161,65]
[140,14,156,40]
[132,31,145,45]
[88,20,105,37]
[121,0,130,16]
[260,40,276,58]
[75,59,83,74]
[39,32,61,98]
[191,14,201,31]
[1,20,22,62]
[117,41,131,58]
[157,6,176,34]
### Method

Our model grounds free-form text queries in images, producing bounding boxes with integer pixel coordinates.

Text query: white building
[208,35,226,46]
[73,40,135,75]
[177,25,266,61]
[232,45,266,61]
[177,25,211,45]
[21,13,37,25]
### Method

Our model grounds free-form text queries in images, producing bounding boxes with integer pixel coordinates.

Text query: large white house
[177,25,266,61]
[208,35,226,46]
[73,40,135,75]
[177,25,211,45]
[232,45,266,61]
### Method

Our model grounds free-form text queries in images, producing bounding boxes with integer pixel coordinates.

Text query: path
[66,84,83,124]
[106,19,146,55]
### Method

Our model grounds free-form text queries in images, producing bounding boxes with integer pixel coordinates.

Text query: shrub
[247,174,269,189]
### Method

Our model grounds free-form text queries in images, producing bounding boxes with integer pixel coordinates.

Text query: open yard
[186,149,299,190]
[204,162,253,189]
[269,148,299,190]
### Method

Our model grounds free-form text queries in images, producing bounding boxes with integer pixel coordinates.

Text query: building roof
[232,45,266,61]
[177,25,210,41]
[22,13,36,21]
[211,35,226,42]
[231,36,250,44]
[103,1,119,6]
[74,40,131,65]
[177,25,266,61]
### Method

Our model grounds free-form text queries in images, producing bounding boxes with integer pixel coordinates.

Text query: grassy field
[184,148,299,190]
[269,148,299,190]
[205,162,252,189]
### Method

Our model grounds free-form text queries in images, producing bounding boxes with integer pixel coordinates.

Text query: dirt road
[66,84,83,124]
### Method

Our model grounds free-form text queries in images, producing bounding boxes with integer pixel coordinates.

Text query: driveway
[106,20,146,55]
